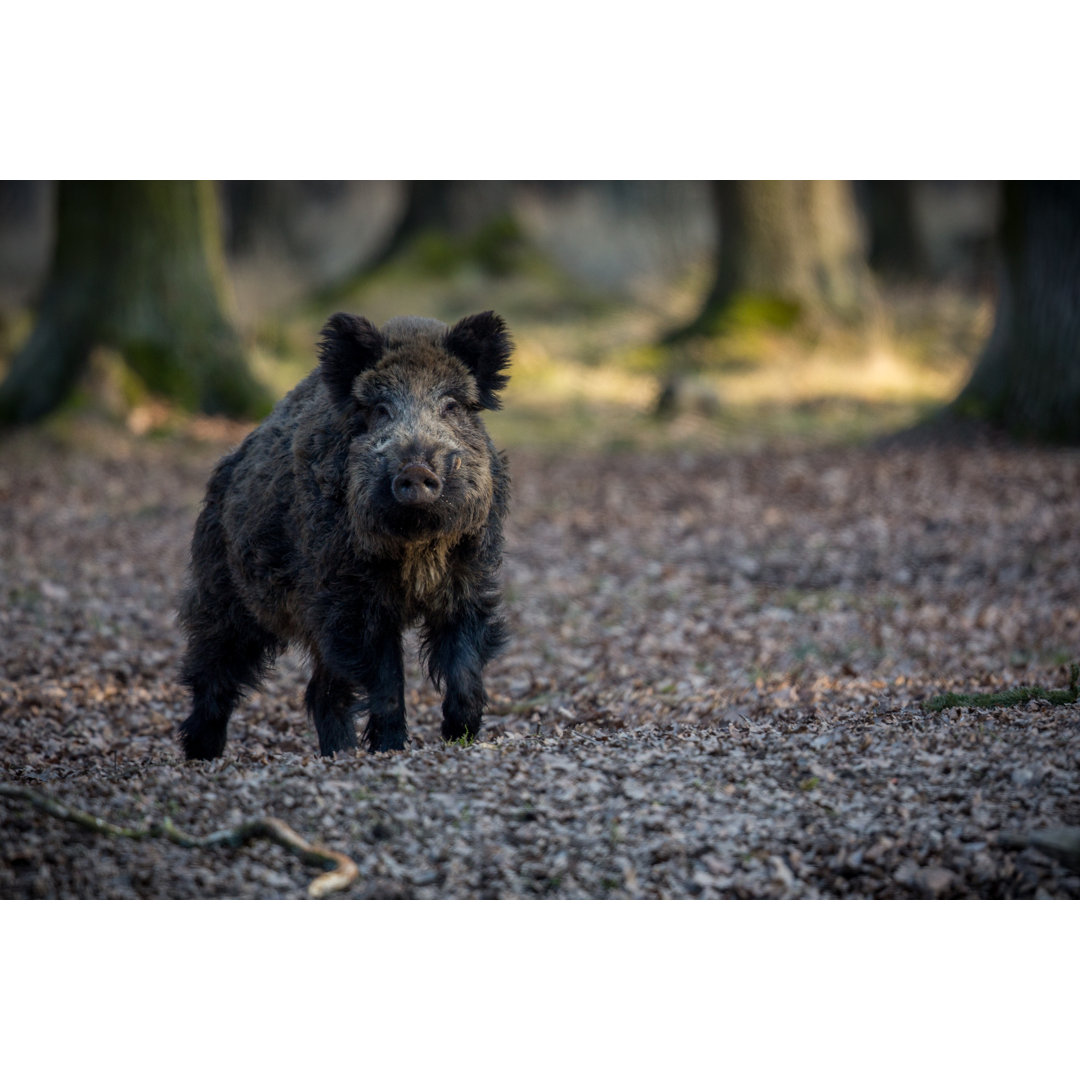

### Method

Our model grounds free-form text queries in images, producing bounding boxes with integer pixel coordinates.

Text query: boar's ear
[318,313,383,406]
[444,311,512,410]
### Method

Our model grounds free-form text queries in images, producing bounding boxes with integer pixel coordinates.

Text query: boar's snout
[392,462,443,506]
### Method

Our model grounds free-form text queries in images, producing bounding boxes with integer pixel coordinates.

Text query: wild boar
[177,311,511,759]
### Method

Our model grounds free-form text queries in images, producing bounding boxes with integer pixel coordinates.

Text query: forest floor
[1,415,1078,899]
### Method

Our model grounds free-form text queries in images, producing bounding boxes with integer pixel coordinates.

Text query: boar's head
[317,311,512,545]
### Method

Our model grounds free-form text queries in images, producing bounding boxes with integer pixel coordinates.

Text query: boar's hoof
[393,463,442,506]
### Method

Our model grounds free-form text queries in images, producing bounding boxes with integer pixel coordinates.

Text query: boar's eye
[368,401,394,425]
[441,397,462,418]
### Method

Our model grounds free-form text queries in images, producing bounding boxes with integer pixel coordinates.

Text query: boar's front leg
[304,660,359,756]
[316,603,407,753]
[361,631,408,752]
[424,602,508,744]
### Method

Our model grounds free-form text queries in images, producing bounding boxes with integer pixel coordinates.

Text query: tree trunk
[668,180,875,341]
[954,182,1080,443]
[863,180,931,280]
[363,181,518,272]
[222,180,350,257]
[0,181,269,426]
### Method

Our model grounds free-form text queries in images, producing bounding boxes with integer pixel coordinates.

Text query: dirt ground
[1,421,1078,898]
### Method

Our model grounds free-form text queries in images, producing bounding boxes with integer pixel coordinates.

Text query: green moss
[123,339,197,407]
[412,232,463,277]
[199,353,275,419]
[669,290,804,346]
[950,393,994,423]
[925,663,1079,712]
[719,292,803,332]
[470,214,529,276]
[404,215,533,280]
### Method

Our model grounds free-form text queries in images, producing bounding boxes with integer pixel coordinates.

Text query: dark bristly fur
[177,311,512,759]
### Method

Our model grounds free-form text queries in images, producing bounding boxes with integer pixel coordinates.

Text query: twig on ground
[924,662,1079,713]
[997,826,1080,872]
[0,783,358,899]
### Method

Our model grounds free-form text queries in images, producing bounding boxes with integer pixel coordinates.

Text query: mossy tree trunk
[0,181,270,426]
[377,181,458,258]
[954,182,1080,443]
[363,181,518,272]
[668,180,875,342]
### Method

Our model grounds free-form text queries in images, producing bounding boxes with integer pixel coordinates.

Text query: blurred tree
[368,181,460,267]
[0,182,52,316]
[222,181,355,258]
[862,180,932,280]
[0,181,269,426]
[954,181,1080,442]
[363,181,520,275]
[666,180,875,343]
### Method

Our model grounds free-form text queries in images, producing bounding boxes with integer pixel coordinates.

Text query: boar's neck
[396,537,458,606]
[343,531,462,616]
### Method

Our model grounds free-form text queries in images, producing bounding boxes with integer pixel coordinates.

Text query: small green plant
[446,732,475,748]
[924,663,1079,712]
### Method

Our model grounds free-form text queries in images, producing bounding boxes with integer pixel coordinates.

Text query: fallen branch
[924,662,1079,713]
[0,783,358,899]
[998,826,1080,872]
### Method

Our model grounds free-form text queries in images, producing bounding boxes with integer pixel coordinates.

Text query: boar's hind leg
[305,661,359,756]
[178,614,279,761]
